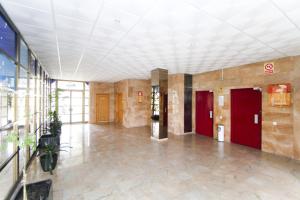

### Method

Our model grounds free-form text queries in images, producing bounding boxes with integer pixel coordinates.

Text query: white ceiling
[1,0,300,82]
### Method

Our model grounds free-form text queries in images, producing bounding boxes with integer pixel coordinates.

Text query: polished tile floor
[27,124,300,200]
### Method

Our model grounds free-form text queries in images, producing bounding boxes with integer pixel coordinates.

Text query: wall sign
[264,63,274,74]
[218,96,224,107]
[267,83,291,106]
[138,91,143,103]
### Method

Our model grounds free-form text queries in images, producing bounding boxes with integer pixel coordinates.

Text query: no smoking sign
[264,63,274,74]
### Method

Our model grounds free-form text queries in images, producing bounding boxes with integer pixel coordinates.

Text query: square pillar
[151,68,168,140]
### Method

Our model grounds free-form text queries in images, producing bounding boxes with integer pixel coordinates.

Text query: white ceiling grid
[0,0,300,81]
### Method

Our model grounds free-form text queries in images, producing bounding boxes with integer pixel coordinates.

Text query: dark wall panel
[184,74,192,132]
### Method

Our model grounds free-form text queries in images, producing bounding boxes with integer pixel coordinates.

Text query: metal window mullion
[12,34,20,181]
[55,80,58,113]
[70,91,72,123]
[82,83,85,122]
[25,70,30,162]
[33,65,37,145]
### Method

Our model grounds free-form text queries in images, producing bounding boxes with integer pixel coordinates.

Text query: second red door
[195,91,214,137]
[231,88,262,149]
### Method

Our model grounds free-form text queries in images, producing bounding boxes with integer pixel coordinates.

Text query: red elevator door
[195,91,214,137]
[231,88,262,149]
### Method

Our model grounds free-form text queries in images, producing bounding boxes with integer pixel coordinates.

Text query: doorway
[231,88,262,149]
[195,91,214,137]
[115,93,123,124]
[59,90,83,123]
[96,94,109,122]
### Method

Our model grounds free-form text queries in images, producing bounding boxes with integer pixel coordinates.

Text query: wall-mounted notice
[138,91,143,103]
[267,83,291,106]
[218,96,224,107]
[264,63,274,74]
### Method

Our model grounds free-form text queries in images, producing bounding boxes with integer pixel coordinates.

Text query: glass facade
[0,11,50,200]
[0,15,16,59]
[20,40,28,68]
[51,80,89,124]
[0,8,89,199]
[0,53,16,90]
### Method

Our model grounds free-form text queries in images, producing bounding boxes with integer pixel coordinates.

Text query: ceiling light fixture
[50,0,62,79]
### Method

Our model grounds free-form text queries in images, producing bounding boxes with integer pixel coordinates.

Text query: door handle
[209,111,213,119]
[254,114,259,124]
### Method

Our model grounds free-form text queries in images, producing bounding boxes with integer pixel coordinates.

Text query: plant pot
[39,153,58,172]
[151,115,159,121]
[39,134,60,148]
[11,179,53,200]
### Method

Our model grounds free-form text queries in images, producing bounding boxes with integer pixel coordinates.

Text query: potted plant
[49,111,62,136]
[39,111,62,148]
[37,144,59,175]
[5,132,53,200]
[37,143,70,175]
[13,179,53,200]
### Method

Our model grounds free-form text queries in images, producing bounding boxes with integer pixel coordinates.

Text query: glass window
[20,40,28,68]
[85,114,89,122]
[18,128,26,174]
[0,11,53,200]
[72,114,82,123]
[0,15,16,59]
[0,90,13,127]
[29,54,35,75]
[84,82,89,122]
[0,157,14,200]
[29,74,35,130]
[50,79,56,111]
[0,53,16,90]
[17,67,27,126]
[0,130,15,164]
[58,81,83,90]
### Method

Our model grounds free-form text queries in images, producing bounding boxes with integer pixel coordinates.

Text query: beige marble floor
[26,123,300,200]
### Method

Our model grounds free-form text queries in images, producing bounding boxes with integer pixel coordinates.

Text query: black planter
[39,134,60,148]
[40,153,58,173]
[12,179,53,200]
[151,115,159,121]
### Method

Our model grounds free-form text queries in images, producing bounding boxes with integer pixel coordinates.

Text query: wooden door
[115,93,123,123]
[96,94,109,122]
[195,91,214,137]
[231,88,262,149]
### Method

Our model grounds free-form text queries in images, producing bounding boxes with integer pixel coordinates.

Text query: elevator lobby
[0,0,300,200]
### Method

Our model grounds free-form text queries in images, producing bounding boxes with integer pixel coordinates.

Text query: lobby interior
[1,0,300,199]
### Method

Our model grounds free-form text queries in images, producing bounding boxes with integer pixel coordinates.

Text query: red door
[231,88,262,149]
[195,91,214,137]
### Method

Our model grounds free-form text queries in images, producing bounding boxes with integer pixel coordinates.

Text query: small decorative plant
[48,111,62,136]
[5,131,36,200]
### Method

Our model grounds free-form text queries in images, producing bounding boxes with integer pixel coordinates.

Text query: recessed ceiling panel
[1,0,300,81]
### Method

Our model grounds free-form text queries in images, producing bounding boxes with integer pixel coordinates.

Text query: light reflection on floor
[25,123,300,200]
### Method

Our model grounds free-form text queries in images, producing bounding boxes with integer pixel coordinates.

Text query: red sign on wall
[267,83,291,106]
[138,91,143,103]
[264,63,274,74]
